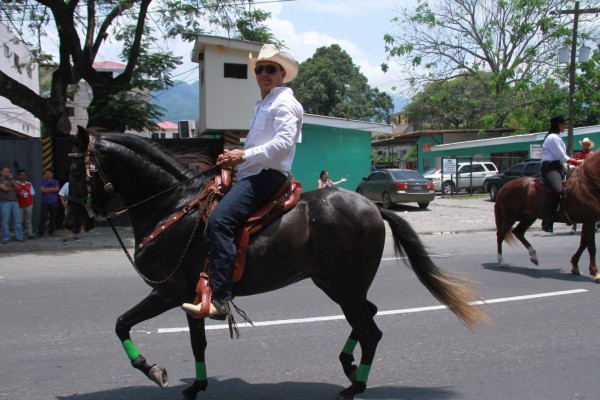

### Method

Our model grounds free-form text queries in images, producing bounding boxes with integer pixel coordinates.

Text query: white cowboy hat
[579,137,595,148]
[249,44,299,83]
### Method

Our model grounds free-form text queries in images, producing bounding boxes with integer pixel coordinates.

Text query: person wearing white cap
[575,137,595,161]
[182,44,303,319]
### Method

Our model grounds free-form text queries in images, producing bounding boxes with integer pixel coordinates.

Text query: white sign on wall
[442,158,457,174]
[530,144,543,159]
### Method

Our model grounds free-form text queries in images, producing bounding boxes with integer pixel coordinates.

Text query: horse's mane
[570,150,600,213]
[95,132,213,179]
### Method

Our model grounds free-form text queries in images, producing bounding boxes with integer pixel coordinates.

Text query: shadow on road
[56,377,461,400]
[481,262,596,283]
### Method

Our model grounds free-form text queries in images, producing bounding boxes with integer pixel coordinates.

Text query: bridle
[67,135,117,221]
[67,133,220,285]
[68,134,219,221]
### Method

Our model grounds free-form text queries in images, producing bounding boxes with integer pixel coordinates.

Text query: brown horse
[494,152,600,282]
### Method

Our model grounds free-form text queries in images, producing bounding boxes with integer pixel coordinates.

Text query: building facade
[0,22,40,138]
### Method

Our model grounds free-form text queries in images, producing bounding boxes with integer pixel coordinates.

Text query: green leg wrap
[121,339,140,361]
[355,364,371,383]
[342,338,358,355]
[195,361,207,381]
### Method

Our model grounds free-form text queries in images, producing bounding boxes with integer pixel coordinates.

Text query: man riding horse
[540,115,582,233]
[181,44,303,319]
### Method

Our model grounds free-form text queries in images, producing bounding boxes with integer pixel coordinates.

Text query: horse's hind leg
[577,222,600,282]
[570,231,587,276]
[339,301,378,382]
[337,299,383,400]
[115,289,179,388]
[513,217,538,266]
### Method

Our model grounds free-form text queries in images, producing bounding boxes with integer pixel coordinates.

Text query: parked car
[483,158,542,201]
[423,162,499,194]
[356,169,435,209]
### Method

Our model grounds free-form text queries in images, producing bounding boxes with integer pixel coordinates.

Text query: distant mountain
[151,81,199,123]
[392,95,409,113]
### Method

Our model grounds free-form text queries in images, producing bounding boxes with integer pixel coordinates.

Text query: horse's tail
[494,196,517,247]
[379,208,490,331]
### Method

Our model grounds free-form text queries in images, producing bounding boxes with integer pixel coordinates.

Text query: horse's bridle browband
[67,135,118,221]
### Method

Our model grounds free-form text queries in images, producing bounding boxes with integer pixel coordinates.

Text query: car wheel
[441,181,455,195]
[418,202,430,209]
[382,192,392,209]
[489,184,499,202]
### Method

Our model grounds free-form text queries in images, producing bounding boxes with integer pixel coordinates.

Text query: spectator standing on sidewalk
[0,166,24,244]
[38,169,60,237]
[58,182,80,244]
[16,169,36,240]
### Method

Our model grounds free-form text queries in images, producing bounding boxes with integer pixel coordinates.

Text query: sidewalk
[0,196,499,254]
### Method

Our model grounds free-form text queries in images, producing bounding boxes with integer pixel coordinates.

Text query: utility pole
[552,2,600,154]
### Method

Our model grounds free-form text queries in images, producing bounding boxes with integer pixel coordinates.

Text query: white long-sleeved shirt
[541,133,570,163]
[238,87,303,181]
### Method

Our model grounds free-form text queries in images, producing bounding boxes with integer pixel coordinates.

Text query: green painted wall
[292,123,372,191]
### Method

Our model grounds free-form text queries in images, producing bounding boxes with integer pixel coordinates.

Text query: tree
[290,44,393,123]
[575,47,600,127]
[404,72,568,134]
[383,0,593,127]
[0,0,274,136]
[403,72,496,130]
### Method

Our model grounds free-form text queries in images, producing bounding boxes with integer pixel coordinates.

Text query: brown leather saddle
[534,168,575,224]
[191,169,302,315]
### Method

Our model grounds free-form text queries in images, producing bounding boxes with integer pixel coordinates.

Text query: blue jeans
[0,201,23,242]
[207,169,287,300]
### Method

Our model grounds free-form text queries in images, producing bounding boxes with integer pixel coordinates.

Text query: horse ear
[76,126,90,149]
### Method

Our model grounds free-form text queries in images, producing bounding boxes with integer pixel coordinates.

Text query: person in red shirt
[574,137,595,161]
[16,169,36,240]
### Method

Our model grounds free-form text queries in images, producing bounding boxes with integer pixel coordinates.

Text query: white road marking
[158,288,588,334]
[381,254,453,261]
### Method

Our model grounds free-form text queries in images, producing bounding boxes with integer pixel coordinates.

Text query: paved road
[2,220,600,399]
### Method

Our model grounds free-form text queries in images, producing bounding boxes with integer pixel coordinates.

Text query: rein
[68,135,219,285]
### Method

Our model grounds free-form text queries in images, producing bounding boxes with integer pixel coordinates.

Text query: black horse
[66,127,488,400]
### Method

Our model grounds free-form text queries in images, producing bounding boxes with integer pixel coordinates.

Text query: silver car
[356,169,436,209]
[423,162,498,194]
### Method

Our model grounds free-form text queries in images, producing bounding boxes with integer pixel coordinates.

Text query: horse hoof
[148,365,169,388]
[593,274,600,284]
[500,263,510,269]
[530,258,539,266]
[336,382,366,400]
[571,268,582,276]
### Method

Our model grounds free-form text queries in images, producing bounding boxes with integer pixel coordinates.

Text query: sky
[162,0,414,96]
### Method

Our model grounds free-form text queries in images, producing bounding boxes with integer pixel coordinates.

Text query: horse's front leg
[115,289,179,388]
[177,315,208,400]
[581,223,600,282]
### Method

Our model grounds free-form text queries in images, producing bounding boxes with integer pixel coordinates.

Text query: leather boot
[541,218,554,233]
[181,299,230,320]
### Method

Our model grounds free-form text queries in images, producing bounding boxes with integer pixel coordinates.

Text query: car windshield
[389,170,426,181]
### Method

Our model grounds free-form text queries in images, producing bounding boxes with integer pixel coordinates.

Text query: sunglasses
[254,64,280,75]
